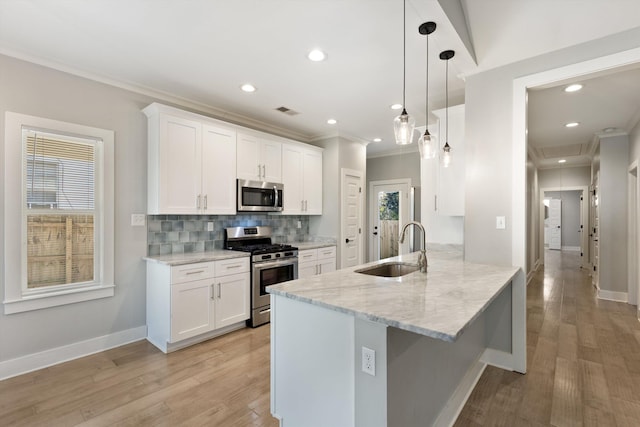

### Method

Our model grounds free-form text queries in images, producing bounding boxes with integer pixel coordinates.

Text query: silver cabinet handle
[301,200,304,211]
[210,284,215,300]
[262,164,266,178]
[204,194,208,210]
[257,164,261,178]
[225,264,241,269]
[186,270,205,275]
[305,200,308,211]
[197,194,201,209]
[218,283,221,299]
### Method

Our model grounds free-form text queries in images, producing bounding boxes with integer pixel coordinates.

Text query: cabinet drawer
[215,257,250,276]
[298,249,318,263]
[171,262,215,284]
[317,246,336,260]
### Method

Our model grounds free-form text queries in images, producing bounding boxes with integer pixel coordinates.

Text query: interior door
[548,199,562,250]
[341,169,363,269]
[370,181,410,261]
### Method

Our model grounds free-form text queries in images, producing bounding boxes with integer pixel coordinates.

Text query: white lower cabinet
[147,257,250,353]
[298,246,336,279]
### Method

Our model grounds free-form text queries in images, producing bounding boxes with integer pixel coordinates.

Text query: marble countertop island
[268,248,520,342]
[269,249,526,427]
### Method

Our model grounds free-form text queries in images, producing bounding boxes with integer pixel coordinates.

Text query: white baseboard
[0,325,147,380]
[597,289,628,303]
[433,359,487,427]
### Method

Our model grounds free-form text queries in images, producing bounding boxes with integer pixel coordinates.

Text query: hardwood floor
[2,249,639,426]
[0,324,278,426]
[455,249,640,426]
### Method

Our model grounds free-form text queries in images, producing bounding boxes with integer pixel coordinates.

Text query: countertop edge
[143,250,250,266]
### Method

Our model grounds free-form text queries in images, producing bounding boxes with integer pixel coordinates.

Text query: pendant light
[393,0,415,145]
[439,49,455,167]
[418,21,437,159]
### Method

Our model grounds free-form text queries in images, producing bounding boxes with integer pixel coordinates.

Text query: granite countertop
[268,249,521,342]
[294,242,336,250]
[143,249,250,266]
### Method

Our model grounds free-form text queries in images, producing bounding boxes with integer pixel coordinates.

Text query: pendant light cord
[402,0,406,109]
[425,29,429,123]
[445,56,449,145]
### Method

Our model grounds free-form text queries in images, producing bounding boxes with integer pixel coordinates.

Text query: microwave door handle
[274,186,279,208]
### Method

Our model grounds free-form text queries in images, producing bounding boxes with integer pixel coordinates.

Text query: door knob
[373,232,378,236]
[345,238,351,243]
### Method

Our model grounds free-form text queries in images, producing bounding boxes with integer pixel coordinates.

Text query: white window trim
[4,112,114,314]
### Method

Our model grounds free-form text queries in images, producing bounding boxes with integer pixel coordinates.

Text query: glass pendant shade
[442,142,452,167]
[418,130,437,159]
[393,108,415,145]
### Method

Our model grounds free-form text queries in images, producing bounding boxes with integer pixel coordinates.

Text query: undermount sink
[355,262,419,278]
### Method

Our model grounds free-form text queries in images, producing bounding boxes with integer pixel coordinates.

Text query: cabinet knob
[345,238,351,243]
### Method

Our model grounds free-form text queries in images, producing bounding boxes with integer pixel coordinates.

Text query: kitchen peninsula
[268,247,526,427]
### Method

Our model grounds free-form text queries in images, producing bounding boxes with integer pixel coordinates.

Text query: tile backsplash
[147,214,311,256]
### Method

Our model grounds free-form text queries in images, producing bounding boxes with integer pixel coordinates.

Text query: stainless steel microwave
[237,179,283,212]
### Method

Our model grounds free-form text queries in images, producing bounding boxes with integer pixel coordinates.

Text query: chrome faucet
[398,221,427,273]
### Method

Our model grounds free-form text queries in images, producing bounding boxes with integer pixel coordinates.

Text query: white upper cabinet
[432,104,465,216]
[281,143,323,215]
[202,124,236,215]
[237,133,282,183]
[144,103,237,215]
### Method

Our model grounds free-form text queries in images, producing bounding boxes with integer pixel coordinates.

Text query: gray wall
[545,190,582,248]
[366,152,422,260]
[599,135,629,293]
[538,166,591,189]
[309,136,367,268]
[367,152,420,184]
[632,119,640,162]
[464,26,640,267]
[0,54,150,361]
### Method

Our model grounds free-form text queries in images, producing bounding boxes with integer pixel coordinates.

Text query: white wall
[464,26,640,268]
[0,55,149,364]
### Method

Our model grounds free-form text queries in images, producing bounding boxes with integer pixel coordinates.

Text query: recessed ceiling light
[390,104,403,110]
[558,159,567,163]
[327,119,337,125]
[373,138,382,142]
[308,49,327,62]
[565,122,579,128]
[564,84,583,93]
[240,83,256,93]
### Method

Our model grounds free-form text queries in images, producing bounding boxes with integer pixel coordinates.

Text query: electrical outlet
[362,346,375,376]
[496,216,506,230]
[131,214,146,227]
[297,220,302,229]
[207,221,214,231]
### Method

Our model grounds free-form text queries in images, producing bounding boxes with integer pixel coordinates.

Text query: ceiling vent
[275,106,300,116]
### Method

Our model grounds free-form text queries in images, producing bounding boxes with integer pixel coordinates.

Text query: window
[4,112,114,314]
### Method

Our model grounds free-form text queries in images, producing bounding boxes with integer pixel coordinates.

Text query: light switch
[131,214,146,227]
[496,216,506,230]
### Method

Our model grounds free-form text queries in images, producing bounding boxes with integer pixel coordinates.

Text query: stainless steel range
[225,226,298,327]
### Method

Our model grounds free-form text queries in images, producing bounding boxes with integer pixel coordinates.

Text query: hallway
[456,249,640,426]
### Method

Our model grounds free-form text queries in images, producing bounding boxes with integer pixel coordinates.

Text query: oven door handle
[254,259,297,270]
[273,185,279,209]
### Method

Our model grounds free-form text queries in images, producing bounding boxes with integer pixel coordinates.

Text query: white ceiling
[1,0,639,157]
